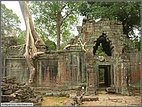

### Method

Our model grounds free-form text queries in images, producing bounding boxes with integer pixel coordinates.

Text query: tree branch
[60,4,66,12]
[59,0,66,12]
[48,13,56,21]
[60,10,73,26]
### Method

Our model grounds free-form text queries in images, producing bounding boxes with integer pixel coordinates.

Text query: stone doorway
[98,65,111,87]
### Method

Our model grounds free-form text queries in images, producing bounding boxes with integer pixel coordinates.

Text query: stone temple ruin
[1,18,140,96]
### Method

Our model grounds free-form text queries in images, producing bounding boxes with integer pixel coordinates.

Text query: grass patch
[41,96,69,106]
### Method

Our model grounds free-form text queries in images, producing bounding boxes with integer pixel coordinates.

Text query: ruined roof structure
[2,18,140,96]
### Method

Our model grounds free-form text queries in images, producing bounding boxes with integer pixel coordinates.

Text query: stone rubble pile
[1,76,43,106]
[64,94,80,106]
[64,91,87,106]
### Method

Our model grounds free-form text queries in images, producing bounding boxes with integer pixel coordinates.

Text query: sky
[1,1,84,36]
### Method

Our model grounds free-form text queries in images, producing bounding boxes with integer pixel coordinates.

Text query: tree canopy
[1,3,21,38]
[28,1,81,50]
[79,1,140,38]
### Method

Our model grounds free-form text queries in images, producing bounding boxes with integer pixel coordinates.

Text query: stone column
[121,60,129,95]
[85,52,96,95]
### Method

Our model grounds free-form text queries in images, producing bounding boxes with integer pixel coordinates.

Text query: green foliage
[123,41,133,49]
[135,41,141,51]
[45,40,56,50]
[79,1,140,37]
[123,36,141,51]
[28,1,81,48]
[96,43,107,56]
[60,43,65,50]
[78,2,92,18]
[17,30,26,45]
[40,35,56,50]
[99,69,104,82]
[1,3,21,38]
[133,36,141,51]
[36,28,56,50]
[1,3,26,45]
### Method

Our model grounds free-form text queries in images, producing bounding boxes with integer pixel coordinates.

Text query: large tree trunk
[19,1,45,84]
[57,12,61,50]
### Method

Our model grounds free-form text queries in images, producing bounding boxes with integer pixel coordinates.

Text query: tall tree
[28,1,81,50]
[19,1,45,84]
[79,1,140,38]
[1,3,21,38]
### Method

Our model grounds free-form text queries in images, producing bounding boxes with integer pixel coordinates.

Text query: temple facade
[2,18,140,95]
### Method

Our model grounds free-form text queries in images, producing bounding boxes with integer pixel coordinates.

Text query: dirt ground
[41,96,69,106]
[81,93,141,106]
[41,93,141,106]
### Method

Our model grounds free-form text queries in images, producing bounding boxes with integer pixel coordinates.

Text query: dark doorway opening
[99,65,111,87]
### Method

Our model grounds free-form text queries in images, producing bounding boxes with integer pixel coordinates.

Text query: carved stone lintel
[98,56,105,62]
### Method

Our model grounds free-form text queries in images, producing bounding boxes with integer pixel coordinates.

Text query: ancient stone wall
[56,51,86,87]
[127,52,141,84]
[2,44,29,82]
[34,50,86,88]
[2,46,86,89]
[85,52,96,94]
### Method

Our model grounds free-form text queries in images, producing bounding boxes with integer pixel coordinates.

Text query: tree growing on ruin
[19,1,45,84]
[28,1,81,50]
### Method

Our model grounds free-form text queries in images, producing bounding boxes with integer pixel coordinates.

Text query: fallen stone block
[1,76,43,105]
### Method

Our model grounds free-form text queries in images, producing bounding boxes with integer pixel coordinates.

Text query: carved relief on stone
[7,45,25,57]
[98,56,105,62]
